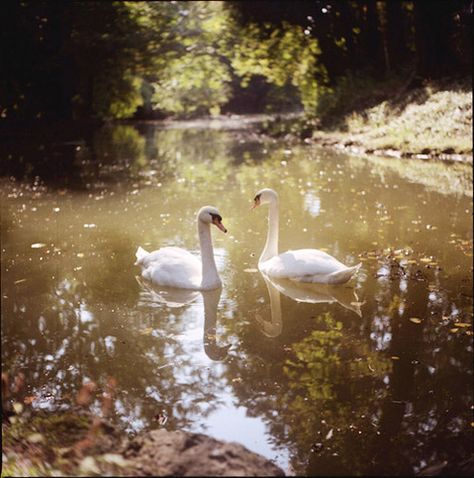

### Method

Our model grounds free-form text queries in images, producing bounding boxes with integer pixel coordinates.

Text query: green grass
[312,75,472,157]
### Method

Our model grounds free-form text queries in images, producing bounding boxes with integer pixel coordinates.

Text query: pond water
[1,118,473,475]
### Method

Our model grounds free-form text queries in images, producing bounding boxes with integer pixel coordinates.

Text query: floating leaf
[454,322,471,328]
[419,257,433,263]
[13,402,23,414]
[450,328,459,333]
[391,356,400,360]
[409,318,422,324]
[31,243,46,249]
[140,327,153,336]
[14,279,27,285]
[243,268,258,273]
[23,395,37,405]
[325,428,334,440]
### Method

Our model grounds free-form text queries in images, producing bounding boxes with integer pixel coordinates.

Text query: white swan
[135,206,227,290]
[252,188,361,284]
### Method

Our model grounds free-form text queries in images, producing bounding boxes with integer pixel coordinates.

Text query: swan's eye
[210,213,222,222]
[254,193,261,202]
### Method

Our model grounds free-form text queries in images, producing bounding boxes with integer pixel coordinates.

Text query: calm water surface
[1,119,473,475]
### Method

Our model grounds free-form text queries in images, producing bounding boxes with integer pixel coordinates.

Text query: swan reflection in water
[256,273,362,338]
[136,276,230,361]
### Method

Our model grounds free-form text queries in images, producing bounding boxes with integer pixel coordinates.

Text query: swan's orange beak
[212,217,227,233]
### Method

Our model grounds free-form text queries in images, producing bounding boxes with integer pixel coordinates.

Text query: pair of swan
[135,188,361,290]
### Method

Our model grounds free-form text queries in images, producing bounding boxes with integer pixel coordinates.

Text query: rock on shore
[124,429,285,476]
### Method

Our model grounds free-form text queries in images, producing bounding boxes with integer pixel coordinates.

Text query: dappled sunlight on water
[1,121,472,475]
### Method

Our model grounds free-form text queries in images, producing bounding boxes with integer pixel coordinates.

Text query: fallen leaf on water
[450,328,459,333]
[14,279,27,284]
[409,318,422,324]
[76,382,96,406]
[31,243,46,249]
[243,268,258,273]
[454,322,471,328]
[140,327,153,336]
[325,428,334,440]
[391,356,400,360]
[419,257,433,263]
[13,402,23,414]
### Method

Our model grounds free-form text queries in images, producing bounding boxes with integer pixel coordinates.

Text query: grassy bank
[263,75,472,162]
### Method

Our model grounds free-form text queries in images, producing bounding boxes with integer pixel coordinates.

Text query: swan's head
[252,188,279,209]
[198,206,227,233]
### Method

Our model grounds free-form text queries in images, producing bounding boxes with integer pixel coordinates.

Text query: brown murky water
[1,119,473,475]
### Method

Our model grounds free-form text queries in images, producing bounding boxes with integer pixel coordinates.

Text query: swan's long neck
[198,221,221,289]
[259,199,279,264]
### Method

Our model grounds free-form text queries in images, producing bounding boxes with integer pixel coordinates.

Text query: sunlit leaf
[140,327,154,335]
[409,318,422,324]
[79,456,101,475]
[27,433,45,444]
[100,453,130,467]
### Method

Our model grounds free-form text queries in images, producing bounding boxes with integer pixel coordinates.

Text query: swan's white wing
[138,246,202,289]
[260,249,348,279]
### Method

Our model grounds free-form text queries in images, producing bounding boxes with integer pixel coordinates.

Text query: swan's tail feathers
[327,262,362,285]
[135,246,149,266]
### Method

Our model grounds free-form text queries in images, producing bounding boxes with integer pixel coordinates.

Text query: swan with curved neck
[135,206,227,290]
[252,188,361,284]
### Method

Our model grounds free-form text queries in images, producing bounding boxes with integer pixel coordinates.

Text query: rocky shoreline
[2,410,285,477]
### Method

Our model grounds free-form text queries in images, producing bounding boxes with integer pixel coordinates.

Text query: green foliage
[231,22,328,111]
[150,1,234,116]
[152,54,232,116]
[93,71,144,119]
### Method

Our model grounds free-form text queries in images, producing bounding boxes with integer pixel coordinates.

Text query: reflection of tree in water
[1,258,228,435]
[220,255,472,475]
